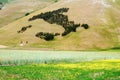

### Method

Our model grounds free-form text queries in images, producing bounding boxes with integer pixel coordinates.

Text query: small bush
[27,25,32,28]
[44,33,54,41]
[25,13,30,16]
[54,0,58,2]
[21,27,27,31]
[17,31,21,33]
[62,31,70,36]
[36,32,55,41]
[17,25,32,33]
[54,33,60,36]
[81,24,89,29]
[111,47,120,50]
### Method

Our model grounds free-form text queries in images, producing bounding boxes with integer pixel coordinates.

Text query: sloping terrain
[0,0,120,50]
[0,0,56,28]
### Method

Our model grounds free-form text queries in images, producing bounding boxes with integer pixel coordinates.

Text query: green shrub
[36,32,55,41]
[25,13,30,16]
[54,0,58,2]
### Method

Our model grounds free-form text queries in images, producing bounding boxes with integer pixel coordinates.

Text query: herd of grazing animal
[17,8,89,41]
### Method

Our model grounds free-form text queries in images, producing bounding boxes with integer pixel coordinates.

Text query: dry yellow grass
[0,0,120,50]
[0,0,54,28]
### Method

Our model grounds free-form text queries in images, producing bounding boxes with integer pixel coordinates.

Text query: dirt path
[0,45,8,48]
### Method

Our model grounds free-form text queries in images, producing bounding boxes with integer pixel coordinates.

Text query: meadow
[0,50,120,80]
[0,60,120,80]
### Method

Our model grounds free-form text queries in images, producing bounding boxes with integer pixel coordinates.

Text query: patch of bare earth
[0,45,8,48]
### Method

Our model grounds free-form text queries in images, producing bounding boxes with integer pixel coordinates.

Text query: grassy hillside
[0,0,58,3]
[0,0,56,28]
[0,0,120,50]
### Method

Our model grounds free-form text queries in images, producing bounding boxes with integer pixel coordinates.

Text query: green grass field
[0,60,120,80]
[0,50,120,80]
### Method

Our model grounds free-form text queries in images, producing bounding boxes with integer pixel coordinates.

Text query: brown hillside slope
[0,0,120,50]
[0,0,54,28]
